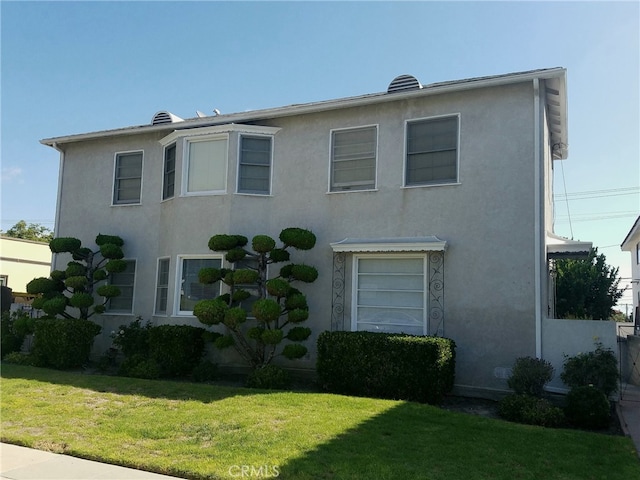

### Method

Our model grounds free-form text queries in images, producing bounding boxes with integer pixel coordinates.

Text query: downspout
[533,79,542,358]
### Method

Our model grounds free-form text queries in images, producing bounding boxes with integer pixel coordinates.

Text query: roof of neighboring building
[41,67,568,158]
[621,215,640,250]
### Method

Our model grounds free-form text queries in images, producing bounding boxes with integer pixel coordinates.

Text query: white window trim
[351,253,428,336]
[236,133,275,196]
[111,150,144,206]
[154,257,171,316]
[159,124,281,147]
[175,254,224,316]
[103,258,137,315]
[402,113,461,188]
[327,124,379,194]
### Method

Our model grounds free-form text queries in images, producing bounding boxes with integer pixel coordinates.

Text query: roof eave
[41,67,568,148]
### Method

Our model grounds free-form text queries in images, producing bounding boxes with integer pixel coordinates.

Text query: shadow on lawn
[0,364,278,404]
[277,400,640,480]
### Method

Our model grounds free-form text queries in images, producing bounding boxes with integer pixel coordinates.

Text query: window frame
[329,125,378,193]
[104,259,137,314]
[175,254,224,316]
[237,134,274,195]
[182,134,229,196]
[154,257,171,315]
[112,150,144,205]
[162,143,176,201]
[351,253,428,336]
[403,114,460,188]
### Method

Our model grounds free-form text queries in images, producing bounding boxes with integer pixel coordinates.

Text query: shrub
[508,356,554,397]
[191,360,219,383]
[498,394,565,428]
[560,343,619,396]
[111,320,208,378]
[246,364,291,390]
[317,331,456,404]
[1,310,33,358]
[32,318,101,369]
[119,354,161,379]
[148,325,206,377]
[565,385,611,429]
[2,351,38,366]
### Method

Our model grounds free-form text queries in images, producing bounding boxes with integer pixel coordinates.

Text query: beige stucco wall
[0,237,52,293]
[54,80,546,390]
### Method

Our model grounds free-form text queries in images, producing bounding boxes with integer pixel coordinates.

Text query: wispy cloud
[1,167,23,182]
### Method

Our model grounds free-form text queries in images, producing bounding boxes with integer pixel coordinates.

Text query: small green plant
[507,356,554,397]
[560,343,619,396]
[191,360,219,383]
[498,394,565,428]
[246,364,291,390]
[2,351,38,366]
[564,385,611,429]
[119,354,161,379]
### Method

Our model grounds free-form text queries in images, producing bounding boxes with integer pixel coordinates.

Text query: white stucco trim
[159,124,281,146]
[330,236,447,253]
[534,78,542,358]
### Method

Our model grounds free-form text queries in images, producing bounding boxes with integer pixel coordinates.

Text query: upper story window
[160,124,280,199]
[184,135,228,195]
[330,126,377,192]
[405,115,459,187]
[162,144,176,200]
[113,151,143,205]
[636,242,640,264]
[238,135,272,195]
[106,259,136,314]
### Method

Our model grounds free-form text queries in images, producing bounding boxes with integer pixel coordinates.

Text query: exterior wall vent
[387,74,422,93]
[151,111,184,125]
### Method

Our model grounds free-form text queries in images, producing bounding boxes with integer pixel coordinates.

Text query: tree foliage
[2,220,53,243]
[554,248,623,320]
[194,228,317,369]
[26,234,126,320]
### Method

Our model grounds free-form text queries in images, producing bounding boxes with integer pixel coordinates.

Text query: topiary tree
[193,227,317,370]
[26,234,127,320]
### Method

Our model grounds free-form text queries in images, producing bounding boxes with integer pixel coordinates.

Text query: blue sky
[1,1,639,308]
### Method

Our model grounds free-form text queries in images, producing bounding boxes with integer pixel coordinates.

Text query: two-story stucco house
[42,68,594,394]
[622,216,640,329]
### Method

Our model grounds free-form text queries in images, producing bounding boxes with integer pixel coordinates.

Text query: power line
[554,186,640,201]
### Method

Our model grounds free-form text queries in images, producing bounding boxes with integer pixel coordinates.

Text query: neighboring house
[622,215,640,329]
[0,236,52,295]
[41,67,597,394]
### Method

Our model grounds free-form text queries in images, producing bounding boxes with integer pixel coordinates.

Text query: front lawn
[1,364,638,480]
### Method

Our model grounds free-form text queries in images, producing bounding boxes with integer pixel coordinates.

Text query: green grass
[2,364,639,480]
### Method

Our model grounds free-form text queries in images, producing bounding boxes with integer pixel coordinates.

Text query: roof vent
[151,111,184,125]
[387,74,422,93]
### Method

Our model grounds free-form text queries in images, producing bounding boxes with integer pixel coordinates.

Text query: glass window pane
[107,260,136,313]
[331,127,376,191]
[155,258,170,314]
[239,136,271,194]
[114,153,142,204]
[180,258,221,313]
[406,117,458,186]
[187,139,227,192]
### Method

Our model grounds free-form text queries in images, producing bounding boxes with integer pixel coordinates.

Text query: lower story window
[353,255,426,336]
[106,259,136,313]
[178,256,222,315]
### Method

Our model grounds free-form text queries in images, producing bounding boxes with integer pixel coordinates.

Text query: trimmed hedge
[32,318,101,369]
[317,331,455,404]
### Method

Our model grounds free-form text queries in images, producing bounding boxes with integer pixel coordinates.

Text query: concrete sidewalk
[617,382,640,458]
[0,443,185,480]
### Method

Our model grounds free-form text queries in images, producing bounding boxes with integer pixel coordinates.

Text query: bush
[32,318,101,369]
[317,331,456,404]
[565,385,611,429]
[2,351,38,366]
[508,356,554,397]
[498,394,565,427]
[246,364,291,390]
[560,343,619,396]
[1,310,34,358]
[191,360,219,383]
[148,325,206,377]
[119,354,161,379]
[113,320,206,378]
